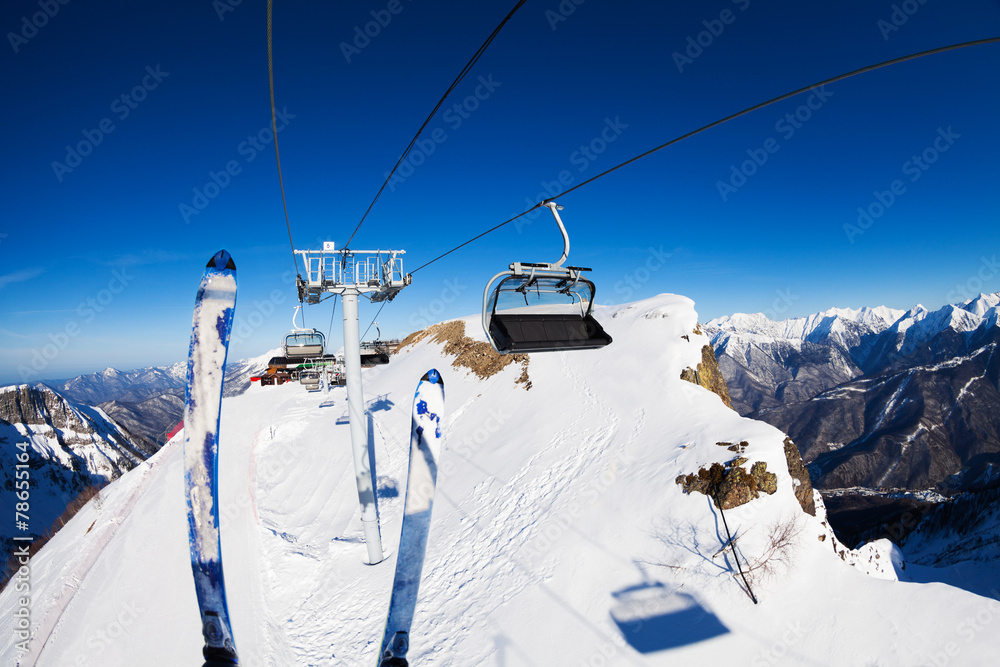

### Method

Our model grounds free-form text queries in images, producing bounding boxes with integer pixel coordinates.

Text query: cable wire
[326,294,340,343]
[342,0,528,250]
[361,301,388,341]
[409,36,1000,274]
[267,0,302,283]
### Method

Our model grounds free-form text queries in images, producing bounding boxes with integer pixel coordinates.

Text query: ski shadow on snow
[610,562,729,653]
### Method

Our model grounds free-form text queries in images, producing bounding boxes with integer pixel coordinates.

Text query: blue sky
[2,0,998,384]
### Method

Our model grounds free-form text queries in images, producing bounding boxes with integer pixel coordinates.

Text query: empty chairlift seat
[484,271,612,354]
[284,329,325,358]
[359,341,390,367]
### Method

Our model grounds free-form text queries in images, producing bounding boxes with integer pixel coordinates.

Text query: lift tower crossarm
[295,243,411,304]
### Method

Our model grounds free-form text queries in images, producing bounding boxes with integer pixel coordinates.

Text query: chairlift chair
[360,344,390,367]
[299,370,321,391]
[359,322,390,366]
[283,306,326,358]
[483,202,612,354]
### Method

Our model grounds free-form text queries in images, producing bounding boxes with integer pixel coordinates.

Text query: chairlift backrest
[284,330,325,357]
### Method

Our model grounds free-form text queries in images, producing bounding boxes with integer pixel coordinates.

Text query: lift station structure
[295,242,411,564]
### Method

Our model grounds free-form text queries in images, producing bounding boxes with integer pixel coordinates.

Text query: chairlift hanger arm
[542,201,570,268]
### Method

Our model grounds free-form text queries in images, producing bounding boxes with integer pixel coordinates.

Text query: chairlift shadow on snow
[366,393,394,413]
[610,570,729,653]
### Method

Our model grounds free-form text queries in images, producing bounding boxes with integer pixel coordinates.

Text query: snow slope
[2,295,998,666]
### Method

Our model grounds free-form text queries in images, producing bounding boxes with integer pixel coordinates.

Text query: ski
[183,250,240,666]
[377,369,446,666]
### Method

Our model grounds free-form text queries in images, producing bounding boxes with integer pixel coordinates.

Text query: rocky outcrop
[675,441,778,510]
[783,437,816,516]
[397,321,531,389]
[680,344,733,410]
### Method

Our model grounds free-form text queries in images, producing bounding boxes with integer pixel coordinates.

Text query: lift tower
[295,243,411,564]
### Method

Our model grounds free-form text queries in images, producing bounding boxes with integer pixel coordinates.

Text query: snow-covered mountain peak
[822,305,906,330]
[959,292,1000,317]
[891,302,982,342]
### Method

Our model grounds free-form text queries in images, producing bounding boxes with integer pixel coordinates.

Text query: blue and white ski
[377,369,446,667]
[183,250,240,667]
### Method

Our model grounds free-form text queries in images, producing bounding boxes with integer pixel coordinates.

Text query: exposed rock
[675,446,777,510]
[680,344,733,410]
[396,320,531,389]
[783,437,816,516]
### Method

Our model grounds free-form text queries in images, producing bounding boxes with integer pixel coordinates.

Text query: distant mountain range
[37,350,277,447]
[706,292,1000,543]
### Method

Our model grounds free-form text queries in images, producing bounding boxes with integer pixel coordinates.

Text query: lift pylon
[294,242,412,565]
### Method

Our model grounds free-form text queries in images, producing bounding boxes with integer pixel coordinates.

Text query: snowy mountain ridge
[708,304,906,343]
[45,362,188,406]
[2,294,997,666]
[705,292,1000,415]
[0,384,155,580]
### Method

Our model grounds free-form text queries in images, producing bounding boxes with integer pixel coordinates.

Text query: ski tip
[421,369,443,386]
[207,250,237,271]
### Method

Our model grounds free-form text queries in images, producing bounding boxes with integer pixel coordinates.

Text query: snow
[959,293,1000,318]
[2,294,998,666]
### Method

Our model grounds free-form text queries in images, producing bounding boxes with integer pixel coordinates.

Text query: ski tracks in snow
[246,390,398,665]
[410,355,630,661]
